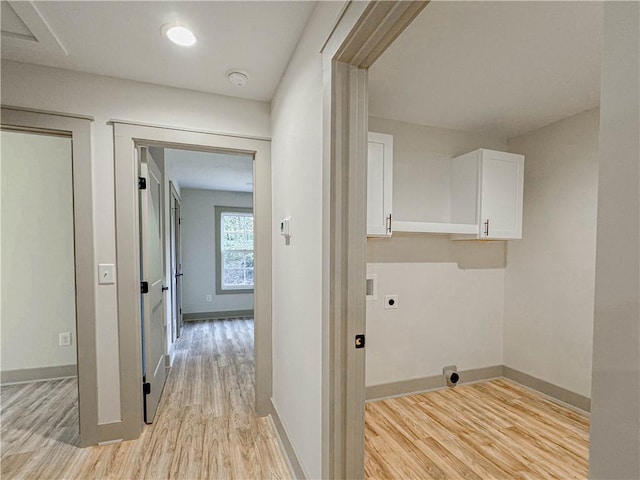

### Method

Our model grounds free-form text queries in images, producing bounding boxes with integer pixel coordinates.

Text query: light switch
[98,264,116,285]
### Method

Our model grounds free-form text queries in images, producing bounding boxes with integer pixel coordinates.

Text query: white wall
[589,2,640,477]
[180,188,253,315]
[1,131,77,372]
[366,116,508,386]
[270,2,346,478]
[503,108,599,398]
[1,60,270,423]
[366,255,505,385]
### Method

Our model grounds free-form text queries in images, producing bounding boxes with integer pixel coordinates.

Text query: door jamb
[113,123,272,440]
[321,2,429,478]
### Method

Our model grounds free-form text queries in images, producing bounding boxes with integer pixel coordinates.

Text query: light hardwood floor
[1,318,291,480]
[365,378,590,480]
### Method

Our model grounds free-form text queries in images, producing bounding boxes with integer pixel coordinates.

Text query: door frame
[0,106,98,447]
[320,3,428,478]
[169,181,182,343]
[112,121,272,440]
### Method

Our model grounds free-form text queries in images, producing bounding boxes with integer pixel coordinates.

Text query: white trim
[108,118,271,142]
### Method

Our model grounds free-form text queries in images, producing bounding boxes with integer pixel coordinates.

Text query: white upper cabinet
[367,132,393,237]
[451,149,524,240]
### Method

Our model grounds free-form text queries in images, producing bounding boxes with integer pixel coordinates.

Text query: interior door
[139,146,167,424]
[170,184,183,340]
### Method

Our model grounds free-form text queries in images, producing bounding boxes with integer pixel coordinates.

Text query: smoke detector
[226,70,249,87]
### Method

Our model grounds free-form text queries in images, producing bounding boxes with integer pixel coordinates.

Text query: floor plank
[1,318,291,480]
[365,378,590,480]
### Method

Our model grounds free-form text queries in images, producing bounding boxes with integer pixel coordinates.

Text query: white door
[367,132,393,236]
[170,185,183,340]
[139,147,167,424]
[480,150,524,239]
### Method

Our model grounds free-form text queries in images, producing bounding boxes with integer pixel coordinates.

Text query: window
[215,206,253,294]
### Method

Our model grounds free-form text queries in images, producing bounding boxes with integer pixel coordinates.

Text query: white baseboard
[1,364,77,385]
[366,364,591,413]
[267,399,307,479]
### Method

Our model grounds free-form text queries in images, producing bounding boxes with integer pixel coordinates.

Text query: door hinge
[141,281,149,294]
[355,334,365,349]
[138,177,147,190]
[143,382,151,395]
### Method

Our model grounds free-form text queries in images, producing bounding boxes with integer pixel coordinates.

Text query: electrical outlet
[59,332,72,347]
[206,294,212,302]
[384,294,398,309]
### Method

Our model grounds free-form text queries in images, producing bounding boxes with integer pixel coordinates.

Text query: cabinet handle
[386,214,392,234]
[484,219,490,237]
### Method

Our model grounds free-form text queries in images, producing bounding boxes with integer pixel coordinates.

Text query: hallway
[1,318,291,479]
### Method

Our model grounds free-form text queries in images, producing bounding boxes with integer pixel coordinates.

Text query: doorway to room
[0,107,97,453]
[112,121,272,441]
[136,144,257,425]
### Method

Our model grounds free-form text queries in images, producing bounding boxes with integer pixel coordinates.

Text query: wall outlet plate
[384,294,398,309]
[59,332,72,346]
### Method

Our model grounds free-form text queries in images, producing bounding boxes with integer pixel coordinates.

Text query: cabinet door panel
[481,151,524,239]
[367,132,393,237]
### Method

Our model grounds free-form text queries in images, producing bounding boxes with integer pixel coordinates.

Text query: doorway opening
[0,107,97,453]
[112,121,271,442]
[359,1,599,478]
[1,128,80,449]
[136,144,257,425]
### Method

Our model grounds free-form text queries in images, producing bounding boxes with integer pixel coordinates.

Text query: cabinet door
[480,150,524,239]
[367,132,393,237]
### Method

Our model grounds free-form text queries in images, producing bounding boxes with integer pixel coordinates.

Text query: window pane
[242,233,253,249]
[224,268,245,286]
[223,251,244,269]
[245,252,254,269]
[223,214,241,232]
[219,212,254,290]
[223,233,244,250]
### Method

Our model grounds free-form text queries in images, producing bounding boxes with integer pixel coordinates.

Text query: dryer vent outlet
[443,365,459,387]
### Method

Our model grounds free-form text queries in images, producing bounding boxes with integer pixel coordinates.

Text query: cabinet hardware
[484,219,490,237]
[386,214,392,234]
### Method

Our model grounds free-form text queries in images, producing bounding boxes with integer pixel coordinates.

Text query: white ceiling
[0,1,316,102]
[165,148,253,193]
[369,1,603,139]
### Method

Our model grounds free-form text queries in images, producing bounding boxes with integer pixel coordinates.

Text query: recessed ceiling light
[162,24,196,47]
[226,70,249,87]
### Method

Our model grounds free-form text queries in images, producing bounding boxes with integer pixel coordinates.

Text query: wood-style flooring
[1,318,291,479]
[365,378,590,480]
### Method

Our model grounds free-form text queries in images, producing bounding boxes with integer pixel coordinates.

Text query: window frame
[215,205,254,295]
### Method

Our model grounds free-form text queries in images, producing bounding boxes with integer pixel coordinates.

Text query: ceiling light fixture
[162,24,196,47]
[226,70,249,87]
